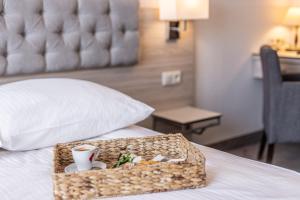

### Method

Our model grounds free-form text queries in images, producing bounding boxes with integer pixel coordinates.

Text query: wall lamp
[159,0,209,41]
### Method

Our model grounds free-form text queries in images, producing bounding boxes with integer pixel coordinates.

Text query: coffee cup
[71,144,100,171]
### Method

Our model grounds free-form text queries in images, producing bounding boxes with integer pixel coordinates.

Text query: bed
[0,125,299,200]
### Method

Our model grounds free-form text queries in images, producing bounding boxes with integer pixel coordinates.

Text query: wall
[194,0,299,144]
[0,1,195,128]
[140,0,158,8]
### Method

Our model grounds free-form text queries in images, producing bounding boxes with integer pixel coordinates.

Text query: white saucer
[64,161,107,173]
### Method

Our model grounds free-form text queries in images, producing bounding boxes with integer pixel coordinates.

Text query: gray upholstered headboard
[0,0,139,76]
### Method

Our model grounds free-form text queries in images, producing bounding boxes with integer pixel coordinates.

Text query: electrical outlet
[161,70,182,86]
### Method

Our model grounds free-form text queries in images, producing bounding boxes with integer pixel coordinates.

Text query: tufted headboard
[0,0,139,76]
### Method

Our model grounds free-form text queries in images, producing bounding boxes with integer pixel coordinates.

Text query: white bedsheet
[0,126,299,200]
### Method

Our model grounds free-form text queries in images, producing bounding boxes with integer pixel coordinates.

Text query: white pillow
[0,78,154,151]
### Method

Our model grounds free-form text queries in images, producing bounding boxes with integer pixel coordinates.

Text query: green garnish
[113,153,135,168]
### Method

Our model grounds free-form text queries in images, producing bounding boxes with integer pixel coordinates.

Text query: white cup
[71,144,100,171]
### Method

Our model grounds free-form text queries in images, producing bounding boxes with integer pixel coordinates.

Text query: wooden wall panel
[0,8,195,128]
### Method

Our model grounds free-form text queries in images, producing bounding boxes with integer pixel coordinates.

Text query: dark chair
[258,45,300,163]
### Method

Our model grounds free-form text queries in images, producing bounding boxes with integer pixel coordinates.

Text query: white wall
[194,0,298,144]
[140,0,158,8]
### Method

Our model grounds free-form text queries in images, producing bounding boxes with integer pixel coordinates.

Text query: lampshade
[159,0,209,21]
[284,7,300,26]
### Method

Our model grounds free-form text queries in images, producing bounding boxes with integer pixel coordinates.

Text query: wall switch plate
[161,70,182,86]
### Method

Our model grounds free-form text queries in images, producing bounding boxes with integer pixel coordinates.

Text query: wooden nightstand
[152,106,222,135]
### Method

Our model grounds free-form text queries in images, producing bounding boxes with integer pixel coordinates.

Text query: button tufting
[75,46,80,52]
[73,9,78,15]
[0,0,139,76]
[20,31,26,37]
[40,50,46,56]
[121,26,126,34]
[91,27,97,35]
[56,28,63,34]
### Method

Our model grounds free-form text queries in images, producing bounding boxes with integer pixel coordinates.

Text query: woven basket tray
[53,134,206,199]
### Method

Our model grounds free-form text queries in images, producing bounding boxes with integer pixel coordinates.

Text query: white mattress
[0,126,299,200]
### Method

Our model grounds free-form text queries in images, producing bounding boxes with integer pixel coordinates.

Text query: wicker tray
[53,134,206,199]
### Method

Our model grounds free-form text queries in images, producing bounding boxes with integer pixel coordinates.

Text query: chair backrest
[260,45,282,87]
[260,45,282,128]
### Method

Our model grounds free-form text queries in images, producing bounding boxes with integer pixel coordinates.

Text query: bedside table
[152,106,222,135]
